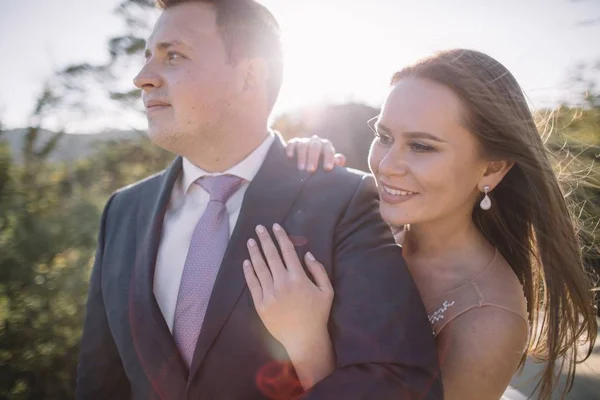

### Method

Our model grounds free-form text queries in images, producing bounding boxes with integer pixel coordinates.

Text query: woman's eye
[409,142,434,153]
[376,133,394,146]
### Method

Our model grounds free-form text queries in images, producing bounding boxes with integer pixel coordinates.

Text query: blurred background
[0,0,598,398]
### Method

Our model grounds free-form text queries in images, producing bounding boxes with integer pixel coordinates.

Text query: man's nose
[133,64,163,91]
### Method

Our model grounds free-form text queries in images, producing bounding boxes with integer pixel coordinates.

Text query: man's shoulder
[307,166,376,193]
[330,166,372,180]
[116,170,166,194]
[108,168,168,207]
[116,170,166,195]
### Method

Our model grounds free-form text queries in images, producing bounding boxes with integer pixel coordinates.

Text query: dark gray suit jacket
[76,136,442,399]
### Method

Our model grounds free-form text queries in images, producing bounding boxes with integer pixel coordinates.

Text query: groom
[76,1,442,399]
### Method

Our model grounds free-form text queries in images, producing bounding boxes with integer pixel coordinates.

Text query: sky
[1,0,599,133]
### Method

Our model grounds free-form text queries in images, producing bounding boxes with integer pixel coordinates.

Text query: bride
[243,49,598,399]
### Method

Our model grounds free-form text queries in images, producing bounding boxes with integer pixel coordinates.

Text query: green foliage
[73,137,173,198]
[0,126,171,399]
[0,128,98,399]
[538,105,600,262]
[108,35,147,60]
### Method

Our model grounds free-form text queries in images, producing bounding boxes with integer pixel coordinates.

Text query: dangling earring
[480,185,492,211]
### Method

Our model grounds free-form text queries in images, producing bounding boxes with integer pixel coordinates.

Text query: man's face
[134,2,243,152]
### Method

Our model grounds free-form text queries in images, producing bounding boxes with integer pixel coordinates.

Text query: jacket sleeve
[303,176,443,400]
[76,193,131,399]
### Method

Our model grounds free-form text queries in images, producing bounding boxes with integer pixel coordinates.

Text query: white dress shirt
[154,132,276,332]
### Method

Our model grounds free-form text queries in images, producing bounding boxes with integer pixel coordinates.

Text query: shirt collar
[182,131,276,193]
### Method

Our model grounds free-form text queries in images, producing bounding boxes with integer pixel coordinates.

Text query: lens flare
[256,361,304,400]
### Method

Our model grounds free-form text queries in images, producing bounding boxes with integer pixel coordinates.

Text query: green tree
[41,0,155,130]
[0,98,99,399]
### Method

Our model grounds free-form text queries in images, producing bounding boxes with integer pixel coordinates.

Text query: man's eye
[167,52,182,61]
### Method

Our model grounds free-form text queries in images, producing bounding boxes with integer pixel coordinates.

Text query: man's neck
[184,129,270,173]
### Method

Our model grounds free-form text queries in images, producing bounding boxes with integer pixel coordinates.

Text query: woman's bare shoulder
[435,306,528,399]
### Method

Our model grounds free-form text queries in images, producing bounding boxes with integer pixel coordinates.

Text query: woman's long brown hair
[392,49,598,399]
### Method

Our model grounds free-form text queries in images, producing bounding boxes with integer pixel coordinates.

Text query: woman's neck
[401,210,494,286]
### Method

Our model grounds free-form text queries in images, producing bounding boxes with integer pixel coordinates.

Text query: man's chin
[147,127,179,154]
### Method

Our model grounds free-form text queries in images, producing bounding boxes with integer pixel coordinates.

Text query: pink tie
[173,174,243,368]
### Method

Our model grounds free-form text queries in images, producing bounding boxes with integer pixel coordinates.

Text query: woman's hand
[243,223,334,354]
[243,223,335,389]
[286,136,346,172]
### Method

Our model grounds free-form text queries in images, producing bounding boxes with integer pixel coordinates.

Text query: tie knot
[196,175,243,203]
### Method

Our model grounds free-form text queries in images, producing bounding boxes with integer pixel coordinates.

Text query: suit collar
[129,156,188,399]
[181,132,276,193]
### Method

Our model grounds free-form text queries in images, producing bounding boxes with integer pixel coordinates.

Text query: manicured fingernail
[306,252,315,261]
[325,163,333,170]
[308,165,315,172]
[243,260,251,268]
[247,239,256,247]
[273,223,282,231]
[298,163,305,170]
[256,225,265,234]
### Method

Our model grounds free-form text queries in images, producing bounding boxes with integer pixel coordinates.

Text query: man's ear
[242,58,269,92]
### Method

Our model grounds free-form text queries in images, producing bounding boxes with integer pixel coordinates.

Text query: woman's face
[368,77,488,227]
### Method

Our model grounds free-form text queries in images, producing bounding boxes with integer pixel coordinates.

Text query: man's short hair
[156,0,284,110]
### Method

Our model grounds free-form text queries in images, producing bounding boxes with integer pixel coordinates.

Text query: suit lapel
[129,156,188,399]
[188,136,310,382]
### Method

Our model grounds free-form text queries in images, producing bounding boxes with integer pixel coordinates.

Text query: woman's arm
[436,307,528,399]
[243,223,336,389]
[283,328,335,390]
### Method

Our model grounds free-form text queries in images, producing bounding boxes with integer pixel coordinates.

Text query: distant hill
[1,128,145,164]
[1,103,381,169]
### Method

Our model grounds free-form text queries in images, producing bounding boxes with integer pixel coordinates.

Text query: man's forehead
[147,3,218,46]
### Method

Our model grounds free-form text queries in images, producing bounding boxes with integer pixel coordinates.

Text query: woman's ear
[478,160,514,192]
